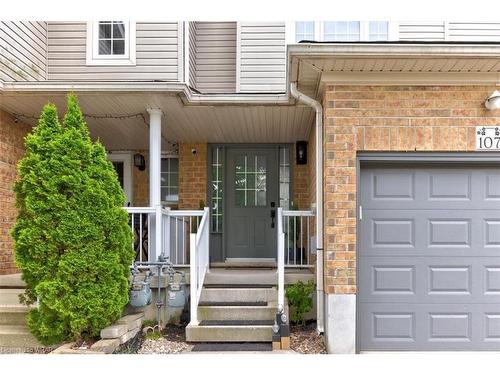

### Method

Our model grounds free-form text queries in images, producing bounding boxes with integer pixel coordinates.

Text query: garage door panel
[360,303,500,350]
[361,210,500,257]
[359,164,500,351]
[359,256,500,304]
[361,167,500,210]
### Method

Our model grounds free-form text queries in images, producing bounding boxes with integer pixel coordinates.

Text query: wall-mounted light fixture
[485,90,500,111]
[133,153,146,171]
[296,141,308,165]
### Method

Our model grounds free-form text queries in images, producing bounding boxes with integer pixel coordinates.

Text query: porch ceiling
[0,92,314,150]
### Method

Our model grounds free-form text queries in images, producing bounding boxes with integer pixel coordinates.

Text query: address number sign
[476,127,500,151]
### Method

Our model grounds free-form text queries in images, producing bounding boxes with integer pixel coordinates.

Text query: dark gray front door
[226,148,278,259]
[359,164,500,351]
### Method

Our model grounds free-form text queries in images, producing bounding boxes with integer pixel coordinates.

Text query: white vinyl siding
[448,22,500,41]
[188,22,198,88]
[398,22,446,41]
[189,22,236,93]
[238,22,286,93]
[0,21,47,82]
[47,22,180,81]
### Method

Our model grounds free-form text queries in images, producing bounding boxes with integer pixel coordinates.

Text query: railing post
[203,207,210,274]
[163,207,171,260]
[154,205,162,262]
[189,232,198,325]
[277,207,285,311]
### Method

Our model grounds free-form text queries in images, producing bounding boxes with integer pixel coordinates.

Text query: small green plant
[142,319,157,328]
[144,331,162,340]
[285,280,315,325]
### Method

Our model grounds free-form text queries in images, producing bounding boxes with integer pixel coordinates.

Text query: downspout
[290,82,324,333]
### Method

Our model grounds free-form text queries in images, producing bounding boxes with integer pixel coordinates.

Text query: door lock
[270,202,276,228]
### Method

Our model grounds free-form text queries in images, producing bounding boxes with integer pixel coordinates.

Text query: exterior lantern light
[133,153,146,171]
[485,90,500,110]
[296,141,308,165]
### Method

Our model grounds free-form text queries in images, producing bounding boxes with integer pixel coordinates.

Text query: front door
[226,148,278,260]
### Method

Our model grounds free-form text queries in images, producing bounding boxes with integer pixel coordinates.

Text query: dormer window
[86,21,136,65]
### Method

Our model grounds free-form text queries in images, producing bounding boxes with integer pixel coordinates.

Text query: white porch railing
[124,207,204,266]
[277,208,315,312]
[282,210,315,268]
[189,207,210,324]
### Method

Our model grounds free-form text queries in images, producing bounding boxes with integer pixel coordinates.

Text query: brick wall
[179,143,207,209]
[0,110,31,275]
[132,150,149,206]
[323,85,500,294]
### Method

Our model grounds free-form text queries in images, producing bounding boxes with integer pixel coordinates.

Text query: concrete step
[0,274,25,288]
[0,289,24,305]
[186,323,273,342]
[0,325,42,348]
[200,287,277,303]
[0,305,30,325]
[198,304,278,321]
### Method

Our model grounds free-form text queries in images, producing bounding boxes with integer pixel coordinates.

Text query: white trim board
[321,71,500,85]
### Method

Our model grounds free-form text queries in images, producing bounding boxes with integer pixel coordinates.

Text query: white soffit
[288,43,500,98]
[0,92,314,149]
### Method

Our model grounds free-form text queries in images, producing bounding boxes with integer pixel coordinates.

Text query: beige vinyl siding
[448,22,500,41]
[238,22,286,93]
[188,22,197,88]
[47,22,180,81]
[190,22,236,93]
[0,21,47,82]
[398,22,446,41]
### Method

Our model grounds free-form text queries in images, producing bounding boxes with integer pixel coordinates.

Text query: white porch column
[147,108,163,262]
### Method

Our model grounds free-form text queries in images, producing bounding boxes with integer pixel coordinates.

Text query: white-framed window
[86,21,136,66]
[161,156,179,203]
[368,21,389,41]
[288,21,394,43]
[295,21,315,42]
[324,21,360,41]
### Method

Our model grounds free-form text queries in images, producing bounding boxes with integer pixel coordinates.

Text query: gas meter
[129,270,152,308]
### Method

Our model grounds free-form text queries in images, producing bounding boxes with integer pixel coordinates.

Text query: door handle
[270,201,276,228]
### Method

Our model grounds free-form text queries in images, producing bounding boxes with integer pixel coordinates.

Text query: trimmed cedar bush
[12,94,134,345]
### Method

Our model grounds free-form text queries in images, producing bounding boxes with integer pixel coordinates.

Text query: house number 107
[476,127,500,151]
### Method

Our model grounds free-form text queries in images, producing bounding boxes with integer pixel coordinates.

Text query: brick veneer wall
[132,150,149,206]
[0,110,31,275]
[323,85,500,294]
[179,143,207,209]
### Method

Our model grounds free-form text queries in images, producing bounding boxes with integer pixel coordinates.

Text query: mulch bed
[290,321,327,354]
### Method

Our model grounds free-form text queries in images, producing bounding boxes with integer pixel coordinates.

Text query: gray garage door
[359,164,500,351]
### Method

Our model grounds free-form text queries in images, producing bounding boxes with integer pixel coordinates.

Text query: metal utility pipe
[289,82,324,333]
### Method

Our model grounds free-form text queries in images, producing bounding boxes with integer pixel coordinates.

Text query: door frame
[355,151,500,353]
[107,152,133,205]
[207,143,293,263]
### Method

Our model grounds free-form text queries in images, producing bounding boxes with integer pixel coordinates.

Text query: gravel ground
[122,321,326,354]
[134,324,193,354]
[290,321,327,354]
